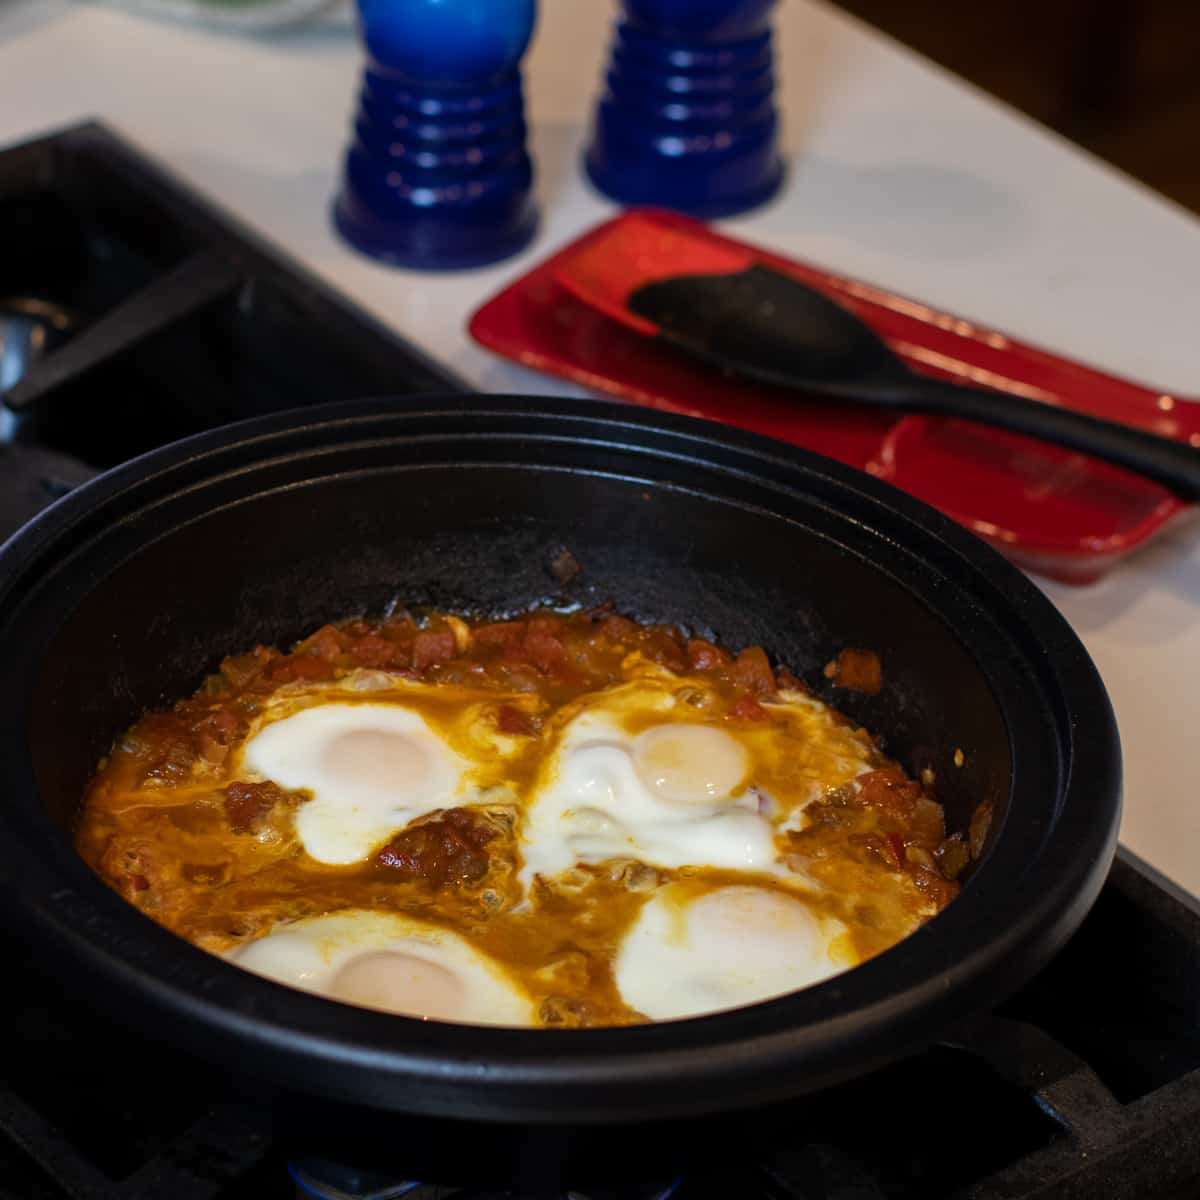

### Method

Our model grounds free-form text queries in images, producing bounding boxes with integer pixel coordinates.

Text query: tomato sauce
[75,606,964,1026]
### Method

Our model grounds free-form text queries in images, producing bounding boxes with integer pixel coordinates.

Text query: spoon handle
[894,375,1200,500]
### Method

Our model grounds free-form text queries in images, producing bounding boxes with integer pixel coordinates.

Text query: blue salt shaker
[584,0,784,218]
[333,0,539,270]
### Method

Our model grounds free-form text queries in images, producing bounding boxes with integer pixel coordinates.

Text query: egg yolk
[329,951,466,1020]
[321,729,432,800]
[687,886,821,956]
[633,723,747,803]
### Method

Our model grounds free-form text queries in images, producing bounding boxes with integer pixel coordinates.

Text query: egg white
[519,700,779,888]
[239,702,477,864]
[615,884,849,1020]
[227,909,535,1026]
[518,669,878,890]
[235,681,535,865]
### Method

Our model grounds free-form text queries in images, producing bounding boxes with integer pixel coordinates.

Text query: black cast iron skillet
[0,396,1119,1185]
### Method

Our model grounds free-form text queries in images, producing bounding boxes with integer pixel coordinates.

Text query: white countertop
[3,0,1199,893]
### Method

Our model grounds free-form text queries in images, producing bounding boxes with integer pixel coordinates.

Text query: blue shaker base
[333,194,539,272]
[583,152,785,221]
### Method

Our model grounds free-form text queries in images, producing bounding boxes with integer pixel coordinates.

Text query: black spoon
[612,264,1200,499]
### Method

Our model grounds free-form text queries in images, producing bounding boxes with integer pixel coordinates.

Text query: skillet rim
[0,394,1121,1123]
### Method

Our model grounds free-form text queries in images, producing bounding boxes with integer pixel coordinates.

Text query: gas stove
[3,847,1199,1200]
[2,123,1200,1200]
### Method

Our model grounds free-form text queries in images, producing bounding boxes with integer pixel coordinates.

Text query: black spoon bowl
[627,264,1200,499]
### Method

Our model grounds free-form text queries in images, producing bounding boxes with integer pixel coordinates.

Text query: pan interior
[28,457,1010,855]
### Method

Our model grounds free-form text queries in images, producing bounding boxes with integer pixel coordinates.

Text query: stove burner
[0,296,93,540]
[289,1163,424,1200]
[0,297,74,398]
[289,1160,681,1200]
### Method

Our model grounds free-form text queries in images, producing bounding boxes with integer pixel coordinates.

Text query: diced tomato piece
[935,834,971,880]
[350,633,403,668]
[524,631,565,673]
[687,639,732,670]
[911,865,959,907]
[380,615,417,643]
[219,648,271,687]
[969,800,995,861]
[857,767,907,790]
[496,704,535,736]
[857,767,922,820]
[193,708,241,744]
[833,648,882,694]
[909,797,947,847]
[413,630,456,671]
[224,780,285,833]
[120,712,197,782]
[776,667,808,693]
[475,621,526,647]
[97,840,163,902]
[644,629,687,672]
[377,808,494,886]
[732,646,776,695]
[729,693,768,721]
[546,545,582,585]
[264,653,335,683]
[600,615,639,641]
[299,624,346,661]
[500,641,533,667]
[128,711,192,746]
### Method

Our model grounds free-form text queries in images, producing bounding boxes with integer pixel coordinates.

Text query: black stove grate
[289,1173,682,1199]
[0,120,465,543]
[3,849,1199,1200]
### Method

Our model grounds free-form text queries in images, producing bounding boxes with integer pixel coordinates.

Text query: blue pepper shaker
[333,0,539,270]
[584,0,784,218]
